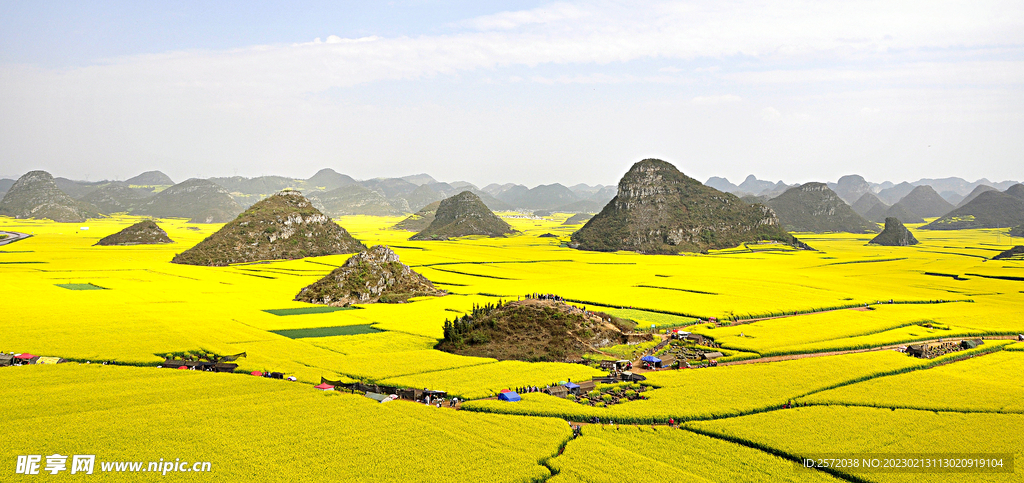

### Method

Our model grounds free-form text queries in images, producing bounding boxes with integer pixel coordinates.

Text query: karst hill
[410,191,515,240]
[95,220,174,246]
[435,298,641,362]
[171,190,365,266]
[570,159,799,254]
[294,245,444,305]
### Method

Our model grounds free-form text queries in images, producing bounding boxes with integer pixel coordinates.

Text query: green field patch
[270,324,381,338]
[55,283,107,290]
[263,306,357,316]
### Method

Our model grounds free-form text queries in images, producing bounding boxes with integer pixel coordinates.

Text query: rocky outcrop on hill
[171,191,365,266]
[868,218,919,246]
[571,159,799,254]
[0,170,93,222]
[410,191,515,240]
[392,201,440,232]
[95,220,173,246]
[922,191,1024,230]
[133,178,242,223]
[435,298,640,362]
[767,183,879,233]
[294,245,443,305]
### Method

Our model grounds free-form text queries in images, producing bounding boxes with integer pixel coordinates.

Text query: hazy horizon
[3,1,1022,188]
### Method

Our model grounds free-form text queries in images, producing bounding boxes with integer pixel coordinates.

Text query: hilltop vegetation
[172,191,365,266]
[0,170,95,222]
[891,185,954,218]
[80,182,150,213]
[572,159,797,254]
[562,213,593,225]
[436,298,638,362]
[294,245,444,305]
[392,201,440,232]
[922,190,1024,230]
[133,178,242,223]
[308,184,409,217]
[410,191,515,240]
[95,220,173,246]
[767,182,878,233]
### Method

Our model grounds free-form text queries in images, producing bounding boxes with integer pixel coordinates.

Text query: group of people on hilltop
[525,293,564,302]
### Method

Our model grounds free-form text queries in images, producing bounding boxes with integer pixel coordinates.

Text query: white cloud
[2,1,1023,184]
[692,94,741,105]
[761,107,782,121]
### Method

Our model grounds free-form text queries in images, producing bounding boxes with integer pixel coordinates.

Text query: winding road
[0,231,31,246]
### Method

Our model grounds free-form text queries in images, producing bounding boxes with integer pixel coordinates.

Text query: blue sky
[1,1,1022,187]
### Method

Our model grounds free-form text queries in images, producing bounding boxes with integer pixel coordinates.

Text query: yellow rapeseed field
[685,405,1024,483]
[0,364,571,482]
[2,213,1023,481]
[801,349,1024,413]
[548,425,842,483]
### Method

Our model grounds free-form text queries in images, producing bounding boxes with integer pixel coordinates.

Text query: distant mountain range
[1,167,1018,230]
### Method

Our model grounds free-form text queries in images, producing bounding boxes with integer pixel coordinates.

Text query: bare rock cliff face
[294,245,444,305]
[571,159,795,254]
[0,170,91,222]
[868,217,919,246]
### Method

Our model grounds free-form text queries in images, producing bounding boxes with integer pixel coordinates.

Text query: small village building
[960,339,983,350]
[700,352,724,361]
[563,382,581,396]
[685,334,707,345]
[544,385,569,398]
[0,354,14,367]
[577,380,596,392]
[905,344,928,358]
[211,362,237,373]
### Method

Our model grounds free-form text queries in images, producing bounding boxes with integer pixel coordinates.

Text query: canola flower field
[1,213,1022,482]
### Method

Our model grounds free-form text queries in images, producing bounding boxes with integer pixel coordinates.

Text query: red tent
[177,366,188,370]
[251,371,263,376]
[15,354,36,359]
[500,389,511,393]
[314,383,335,391]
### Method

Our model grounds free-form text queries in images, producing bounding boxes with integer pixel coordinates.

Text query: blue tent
[641,355,661,363]
[498,391,521,402]
[563,382,580,390]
